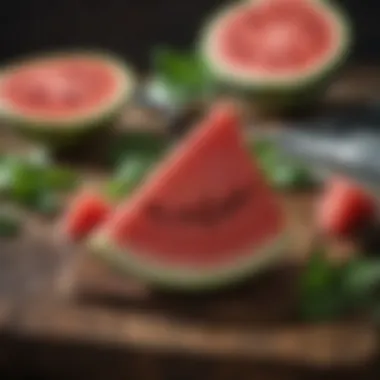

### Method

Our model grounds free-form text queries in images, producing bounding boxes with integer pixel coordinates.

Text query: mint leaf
[43,167,78,192]
[251,139,317,190]
[106,155,154,201]
[300,250,380,322]
[8,160,44,206]
[0,153,77,212]
[0,156,17,196]
[299,250,352,321]
[109,134,168,167]
[151,47,214,105]
[32,191,62,216]
[343,259,380,309]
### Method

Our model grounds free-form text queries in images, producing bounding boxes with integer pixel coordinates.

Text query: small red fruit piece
[317,176,377,237]
[62,190,111,241]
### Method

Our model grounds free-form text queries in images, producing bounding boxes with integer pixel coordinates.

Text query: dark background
[0,0,378,70]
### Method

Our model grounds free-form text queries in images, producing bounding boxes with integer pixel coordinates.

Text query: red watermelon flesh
[0,56,122,120]
[101,103,285,272]
[213,0,338,77]
[62,190,112,241]
[317,177,376,237]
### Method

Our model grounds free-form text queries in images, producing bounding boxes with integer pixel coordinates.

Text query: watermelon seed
[146,186,253,227]
[222,186,252,215]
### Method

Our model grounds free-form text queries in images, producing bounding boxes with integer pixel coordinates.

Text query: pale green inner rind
[199,0,351,89]
[0,50,136,129]
[88,230,288,291]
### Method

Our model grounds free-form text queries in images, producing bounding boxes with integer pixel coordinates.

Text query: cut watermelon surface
[90,103,287,290]
[0,51,135,145]
[199,0,351,106]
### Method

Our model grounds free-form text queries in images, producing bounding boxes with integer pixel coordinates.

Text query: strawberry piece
[61,190,111,241]
[317,176,377,237]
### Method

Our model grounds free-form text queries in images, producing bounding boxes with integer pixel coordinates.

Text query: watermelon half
[89,103,287,290]
[0,51,135,146]
[199,0,351,108]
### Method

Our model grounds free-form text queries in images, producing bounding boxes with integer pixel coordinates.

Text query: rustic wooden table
[0,66,379,380]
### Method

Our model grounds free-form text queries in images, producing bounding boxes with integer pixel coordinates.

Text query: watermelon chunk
[90,103,287,290]
[317,177,377,237]
[62,189,111,241]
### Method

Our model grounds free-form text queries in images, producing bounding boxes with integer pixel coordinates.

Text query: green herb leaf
[0,156,18,196]
[151,47,214,105]
[106,155,154,200]
[43,167,78,192]
[251,139,316,190]
[0,152,77,214]
[8,160,44,206]
[271,165,316,190]
[31,191,62,216]
[300,249,380,322]
[342,259,380,309]
[299,250,351,321]
[109,134,168,167]
[154,48,207,88]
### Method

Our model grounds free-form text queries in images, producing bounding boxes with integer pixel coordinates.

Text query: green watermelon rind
[0,50,136,145]
[88,230,288,291]
[199,0,352,93]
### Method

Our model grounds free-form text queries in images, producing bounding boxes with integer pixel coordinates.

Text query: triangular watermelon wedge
[90,103,287,290]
